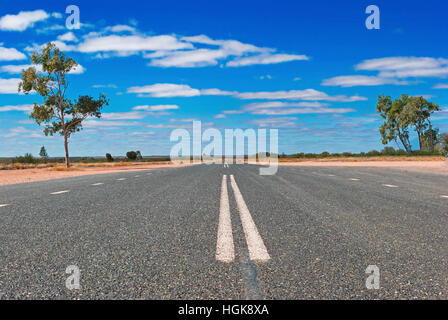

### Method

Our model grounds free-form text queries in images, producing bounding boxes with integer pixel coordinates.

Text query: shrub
[106,153,114,162]
[15,153,35,164]
[321,151,330,157]
[126,151,137,160]
[381,147,396,155]
[366,150,381,157]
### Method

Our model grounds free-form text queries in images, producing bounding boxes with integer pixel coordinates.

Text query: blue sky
[0,0,447,157]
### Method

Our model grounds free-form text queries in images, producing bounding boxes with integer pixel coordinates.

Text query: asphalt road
[0,164,447,299]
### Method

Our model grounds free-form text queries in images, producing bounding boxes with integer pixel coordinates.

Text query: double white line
[216,174,270,263]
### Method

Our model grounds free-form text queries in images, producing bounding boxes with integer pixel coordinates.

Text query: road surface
[0,164,447,299]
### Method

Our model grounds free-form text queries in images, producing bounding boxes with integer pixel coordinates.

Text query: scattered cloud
[0,46,26,61]
[0,78,22,94]
[227,53,308,67]
[132,104,179,111]
[57,32,78,42]
[0,104,33,112]
[433,83,448,89]
[244,117,299,127]
[356,57,448,78]
[0,10,50,31]
[239,101,354,115]
[92,84,118,89]
[83,120,142,128]
[128,83,199,97]
[235,89,367,102]
[105,25,137,33]
[77,34,192,54]
[322,75,408,87]
[101,111,148,120]
[0,64,85,74]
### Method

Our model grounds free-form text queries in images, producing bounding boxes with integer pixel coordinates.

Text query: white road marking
[117,178,126,181]
[349,178,360,181]
[383,184,398,188]
[51,190,70,195]
[135,175,140,177]
[91,183,104,186]
[441,195,448,198]
[327,174,336,177]
[0,204,10,207]
[230,175,270,262]
[216,175,235,263]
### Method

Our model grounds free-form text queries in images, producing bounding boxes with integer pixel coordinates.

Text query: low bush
[15,153,35,164]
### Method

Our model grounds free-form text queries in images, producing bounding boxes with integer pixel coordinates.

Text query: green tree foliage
[15,153,35,164]
[106,153,114,162]
[377,94,440,152]
[437,133,448,156]
[376,94,412,152]
[126,151,137,160]
[39,146,48,159]
[18,43,109,168]
[136,150,143,160]
[398,96,440,151]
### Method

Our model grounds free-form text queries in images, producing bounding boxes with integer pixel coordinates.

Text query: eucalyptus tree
[376,94,412,152]
[19,43,109,168]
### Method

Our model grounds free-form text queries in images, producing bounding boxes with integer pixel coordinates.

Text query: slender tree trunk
[397,128,411,152]
[64,134,70,168]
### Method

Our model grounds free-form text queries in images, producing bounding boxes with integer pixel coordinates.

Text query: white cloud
[0,104,33,112]
[242,101,329,111]
[0,64,85,75]
[145,122,214,129]
[355,57,448,78]
[0,10,49,31]
[105,25,137,33]
[149,49,227,67]
[236,89,366,102]
[0,78,21,94]
[0,46,26,61]
[433,83,448,89]
[83,120,141,128]
[244,117,299,128]
[92,84,118,88]
[249,107,355,115]
[129,131,156,136]
[322,75,408,87]
[132,104,180,111]
[128,83,200,97]
[77,35,193,53]
[57,32,78,42]
[0,126,43,138]
[200,88,236,96]
[227,53,308,67]
[168,118,198,122]
[214,114,226,119]
[239,101,354,115]
[101,111,147,120]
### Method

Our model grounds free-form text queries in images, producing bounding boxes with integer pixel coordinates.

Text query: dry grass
[278,156,445,162]
[48,165,79,171]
